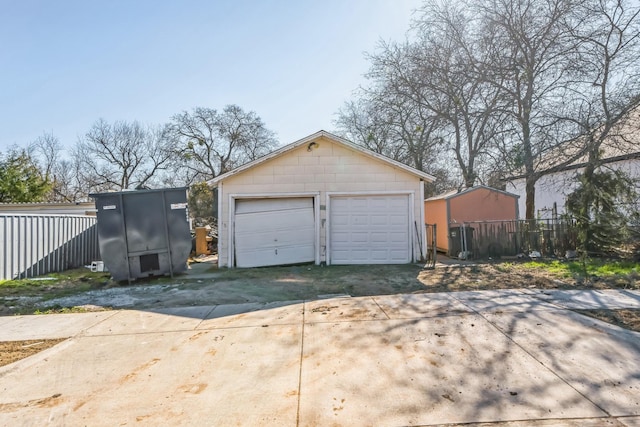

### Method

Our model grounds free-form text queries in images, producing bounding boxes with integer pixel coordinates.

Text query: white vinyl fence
[0,215,100,280]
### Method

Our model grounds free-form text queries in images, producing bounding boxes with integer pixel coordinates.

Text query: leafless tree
[339,1,510,191]
[562,0,640,252]
[74,119,172,193]
[28,133,87,202]
[31,132,62,181]
[567,0,640,161]
[475,0,583,218]
[168,105,277,182]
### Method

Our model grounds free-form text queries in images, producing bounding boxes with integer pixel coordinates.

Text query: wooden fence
[452,219,578,260]
[425,224,437,268]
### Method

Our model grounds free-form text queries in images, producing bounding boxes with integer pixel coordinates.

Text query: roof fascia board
[426,185,519,201]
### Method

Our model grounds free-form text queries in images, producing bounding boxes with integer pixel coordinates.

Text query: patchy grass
[0,269,113,296]
[33,305,112,315]
[0,269,115,315]
[519,259,640,284]
[1,259,639,316]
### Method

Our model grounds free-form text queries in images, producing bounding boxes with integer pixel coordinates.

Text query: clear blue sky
[0,0,421,153]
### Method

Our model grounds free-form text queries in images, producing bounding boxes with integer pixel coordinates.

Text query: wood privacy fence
[453,219,578,260]
[0,215,100,280]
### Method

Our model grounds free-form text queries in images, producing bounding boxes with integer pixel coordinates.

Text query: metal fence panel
[0,215,100,280]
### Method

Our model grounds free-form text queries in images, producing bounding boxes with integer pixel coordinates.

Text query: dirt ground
[0,339,66,367]
[1,260,639,367]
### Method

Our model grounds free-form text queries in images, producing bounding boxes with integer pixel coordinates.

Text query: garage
[329,195,410,264]
[234,198,315,268]
[210,131,435,268]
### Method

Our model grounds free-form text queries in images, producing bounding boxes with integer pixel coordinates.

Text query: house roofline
[209,130,436,186]
[503,151,640,182]
[425,185,519,202]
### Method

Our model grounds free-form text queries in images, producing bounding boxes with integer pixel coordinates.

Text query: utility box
[90,188,191,282]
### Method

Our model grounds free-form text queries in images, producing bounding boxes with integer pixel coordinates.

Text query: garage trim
[228,192,321,268]
[326,191,416,265]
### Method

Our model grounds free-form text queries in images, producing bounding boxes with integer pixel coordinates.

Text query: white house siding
[508,158,640,219]
[217,135,425,267]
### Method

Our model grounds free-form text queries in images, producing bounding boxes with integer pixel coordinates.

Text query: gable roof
[209,130,436,186]
[425,185,519,202]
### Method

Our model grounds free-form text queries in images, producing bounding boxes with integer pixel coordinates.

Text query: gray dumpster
[90,188,191,282]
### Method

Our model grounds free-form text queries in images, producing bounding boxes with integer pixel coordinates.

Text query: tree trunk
[525,175,536,220]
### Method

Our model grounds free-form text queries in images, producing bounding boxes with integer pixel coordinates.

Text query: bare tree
[563,0,640,253]
[415,2,512,188]
[74,119,172,193]
[31,132,62,181]
[476,0,581,218]
[343,1,509,190]
[168,105,277,182]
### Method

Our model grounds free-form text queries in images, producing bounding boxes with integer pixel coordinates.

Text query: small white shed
[210,131,435,268]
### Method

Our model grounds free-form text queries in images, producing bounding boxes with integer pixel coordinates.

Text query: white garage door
[329,195,410,264]
[234,198,315,268]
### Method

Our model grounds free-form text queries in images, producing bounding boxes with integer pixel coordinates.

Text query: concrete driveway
[1,289,640,426]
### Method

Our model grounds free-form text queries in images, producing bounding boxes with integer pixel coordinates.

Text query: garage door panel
[370,215,389,226]
[370,199,391,209]
[235,226,314,248]
[351,232,369,243]
[235,198,315,268]
[235,244,315,268]
[370,250,390,261]
[389,249,409,258]
[350,199,369,209]
[330,195,410,265]
[390,198,408,208]
[350,250,369,261]
[350,214,368,225]
[370,232,389,243]
[390,214,408,225]
[235,208,312,228]
[236,198,312,214]
[389,232,408,243]
[331,214,349,226]
[331,234,349,243]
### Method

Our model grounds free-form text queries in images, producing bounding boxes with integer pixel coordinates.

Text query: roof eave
[209,130,436,186]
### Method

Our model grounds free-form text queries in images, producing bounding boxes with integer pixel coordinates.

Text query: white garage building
[211,131,435,268]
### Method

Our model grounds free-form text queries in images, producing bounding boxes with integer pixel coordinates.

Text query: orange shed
[424,185,519,255]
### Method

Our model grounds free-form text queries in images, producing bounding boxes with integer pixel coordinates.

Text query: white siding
[508,159,640,219]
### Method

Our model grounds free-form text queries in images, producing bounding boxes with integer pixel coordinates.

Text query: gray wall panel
[0,215,100,280]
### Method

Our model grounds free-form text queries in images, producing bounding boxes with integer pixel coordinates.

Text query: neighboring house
[0,202,96,216]
[506,105,640,219]
[424,185,519,255]
[210,130,435,268]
